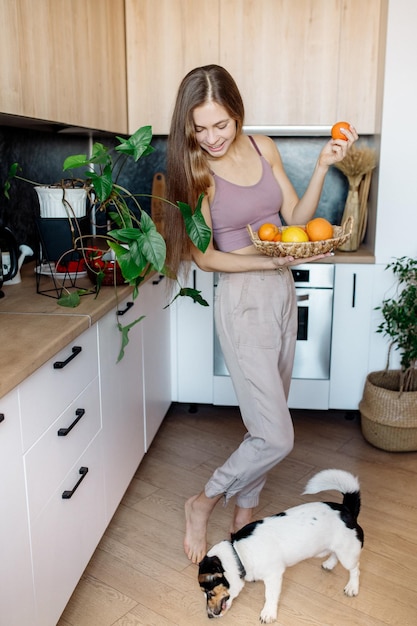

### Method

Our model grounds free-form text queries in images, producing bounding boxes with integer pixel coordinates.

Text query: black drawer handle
[53,346,82,369]
[0,413,4,424]
[352,272,357,308]
[62,467,89,499]
[152,274,165,285]
[117,301,134,316]
[57,408,85,436]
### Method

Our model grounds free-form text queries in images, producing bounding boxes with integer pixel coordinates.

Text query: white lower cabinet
[30,431,105,626]
[171,264,214,403]
[329,264,375,410]
[19,325,103,626]
[0,389,36,626]
[98,295,145,521]
[141,275,172,450]
[1,280,172,626]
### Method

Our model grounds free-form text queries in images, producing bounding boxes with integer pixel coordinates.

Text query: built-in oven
[213,264,335,409]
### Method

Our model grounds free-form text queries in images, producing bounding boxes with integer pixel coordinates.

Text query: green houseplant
[359,256,417,451]
[4,125,211,357]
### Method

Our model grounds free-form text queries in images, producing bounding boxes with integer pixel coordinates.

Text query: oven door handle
[296,294,309,302]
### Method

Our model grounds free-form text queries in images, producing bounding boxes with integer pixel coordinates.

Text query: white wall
[375,0,417,263]
[365,0,417,374]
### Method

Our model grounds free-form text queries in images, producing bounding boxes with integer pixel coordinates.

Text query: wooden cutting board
[151,172,166,238]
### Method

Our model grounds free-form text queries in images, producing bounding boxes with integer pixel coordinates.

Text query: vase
[35,187,87,218]
[338,174,364,252]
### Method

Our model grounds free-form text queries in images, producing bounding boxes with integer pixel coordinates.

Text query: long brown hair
[165,65,245,275]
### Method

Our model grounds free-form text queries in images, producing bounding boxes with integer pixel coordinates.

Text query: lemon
[281,226,309,243]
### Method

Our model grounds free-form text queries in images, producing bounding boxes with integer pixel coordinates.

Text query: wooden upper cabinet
[126,0,385,135]
[0,0,127,133]
[337,0,387,134]
[220,0,341,128]
[125,0,220,135]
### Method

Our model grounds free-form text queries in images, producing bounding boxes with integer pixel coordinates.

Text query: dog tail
[303,469,361,520]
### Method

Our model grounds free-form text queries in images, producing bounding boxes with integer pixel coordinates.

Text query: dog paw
[344,582,359,597]
[322,554,338,571]
[259,608,277,623]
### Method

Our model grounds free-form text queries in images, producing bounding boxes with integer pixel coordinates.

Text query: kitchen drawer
[30,431,106,626]
[24,377,101,523]
[19,324,98,452]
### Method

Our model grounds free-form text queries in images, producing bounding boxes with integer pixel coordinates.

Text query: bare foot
[184,493,219,564]
[230,505,253,535]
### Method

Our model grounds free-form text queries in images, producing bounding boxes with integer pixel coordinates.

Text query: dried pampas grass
[334,143,377,177]
[335,144,377,251]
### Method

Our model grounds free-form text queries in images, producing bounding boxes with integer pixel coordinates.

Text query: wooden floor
[57,403,417,626]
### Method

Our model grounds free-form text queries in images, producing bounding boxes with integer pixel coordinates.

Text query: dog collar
[231,542,246,578]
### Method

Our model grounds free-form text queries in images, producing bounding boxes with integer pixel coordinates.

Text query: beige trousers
[205,268,297,508]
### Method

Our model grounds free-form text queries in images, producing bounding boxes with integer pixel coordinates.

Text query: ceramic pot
[35,187,87,218]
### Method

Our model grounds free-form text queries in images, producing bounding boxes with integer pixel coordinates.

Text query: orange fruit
[272,231,282,242]
[331,121,350,141]
[281,226,309,243]
[258,223,279,241]
[306,217,334,241]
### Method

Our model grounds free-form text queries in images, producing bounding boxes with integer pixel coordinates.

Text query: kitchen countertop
[0,247,375,399]
[0,263,134,397]
[319,245,375,264]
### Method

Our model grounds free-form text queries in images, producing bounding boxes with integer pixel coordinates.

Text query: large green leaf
[165,287,209,308]
[117,316,145,362]
[63,143,110,171]
[115,126,155,161]
[57,290,91,307]
[89,164,114,201]
[177,194,211,253]
[108,240,147,281]
[3,162,21,199]
[109,212,166,274]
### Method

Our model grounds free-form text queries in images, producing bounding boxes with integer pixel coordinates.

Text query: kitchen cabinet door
[171,264,214,404]
[141,275,172,449]
[98,296,145,521]
[329,264,374,410]
[125,0,220,134]
[125,0,386,134]
[0,0,127,132]
[30,433,105,626]
[220,0,341,127]
[0,390,36,626]
[337,0,387,134]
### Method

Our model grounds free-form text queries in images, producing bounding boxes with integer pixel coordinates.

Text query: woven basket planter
[359,370,417,452]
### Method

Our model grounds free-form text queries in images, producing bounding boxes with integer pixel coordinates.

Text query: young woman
[165,65,358,564]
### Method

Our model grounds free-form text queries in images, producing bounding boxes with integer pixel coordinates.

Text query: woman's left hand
[319,124,359,167]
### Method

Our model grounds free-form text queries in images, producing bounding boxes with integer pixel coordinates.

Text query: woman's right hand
[272,251,334,268]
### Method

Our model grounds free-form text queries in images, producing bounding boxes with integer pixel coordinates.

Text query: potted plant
[359,256,417,451]
[4,125,211,355]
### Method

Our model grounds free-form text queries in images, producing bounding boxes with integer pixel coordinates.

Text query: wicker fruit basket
[247,216,353,258]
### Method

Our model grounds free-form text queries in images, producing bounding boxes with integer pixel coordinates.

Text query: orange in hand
[258,223,279,241]
[306,217,333,241]
[331,121,350,141]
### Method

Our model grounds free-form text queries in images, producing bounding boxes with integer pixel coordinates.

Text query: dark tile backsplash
[0,124,372,256]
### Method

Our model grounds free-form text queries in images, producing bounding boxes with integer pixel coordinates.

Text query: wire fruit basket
[247,216,353,259]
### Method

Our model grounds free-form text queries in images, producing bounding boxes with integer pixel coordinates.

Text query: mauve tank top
[210,136,283,252]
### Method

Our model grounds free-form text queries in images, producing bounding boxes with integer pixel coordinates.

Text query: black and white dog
[198,469,364,623]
